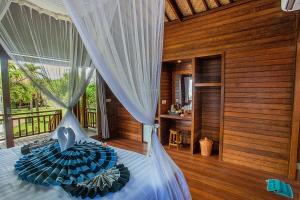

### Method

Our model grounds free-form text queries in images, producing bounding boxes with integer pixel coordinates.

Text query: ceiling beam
[165,13,171,22]
[186,0,195,15]
[167,0,184,21]
[201,0,210,11]
[212,0,221,7]
[165,0,252,25]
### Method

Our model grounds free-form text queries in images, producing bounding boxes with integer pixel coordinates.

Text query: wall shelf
[192,54,224,158]
[194,82,221,87]
[160,114,192,121]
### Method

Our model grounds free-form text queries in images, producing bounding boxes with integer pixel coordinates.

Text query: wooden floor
[100,137,300,200]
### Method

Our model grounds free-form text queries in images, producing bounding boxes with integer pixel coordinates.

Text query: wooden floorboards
[102,137,300,200]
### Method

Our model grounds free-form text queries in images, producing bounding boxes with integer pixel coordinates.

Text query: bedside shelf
[194,82,221,87]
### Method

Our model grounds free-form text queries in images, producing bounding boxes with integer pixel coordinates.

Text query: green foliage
[6,62,58,108]
[8,62,36,107]
[0,62,92,109]
[86,83,96,108]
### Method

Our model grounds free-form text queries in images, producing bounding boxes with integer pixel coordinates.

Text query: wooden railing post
[82,91,88,128]
[96,72,102,138]
[0,49,14,148]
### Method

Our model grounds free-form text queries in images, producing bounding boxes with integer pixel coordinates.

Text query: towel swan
[57,127,76,151]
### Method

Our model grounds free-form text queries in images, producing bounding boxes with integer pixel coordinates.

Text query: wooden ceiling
[165,0,240,22]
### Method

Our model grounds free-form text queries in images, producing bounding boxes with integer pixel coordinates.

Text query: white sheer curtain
[0,0,10,21]
[63,0,191,199]
[96,71,110,139]
[0,2,94,140]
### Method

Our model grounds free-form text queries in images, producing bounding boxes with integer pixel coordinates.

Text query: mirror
[174,74,192,109]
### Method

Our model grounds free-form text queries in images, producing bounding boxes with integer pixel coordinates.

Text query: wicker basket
[199,137,213,157]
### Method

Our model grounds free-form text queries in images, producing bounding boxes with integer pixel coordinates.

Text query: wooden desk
[159,114,192,148]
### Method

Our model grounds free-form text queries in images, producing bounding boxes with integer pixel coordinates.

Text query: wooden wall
[107,0,297,176]
[164,0,297,176]
[105,86,117,136]
[116,101,142,141]
[196,56,221,83]
[160,64,173,115]
[196,87,221,150]
[105,86,142,142]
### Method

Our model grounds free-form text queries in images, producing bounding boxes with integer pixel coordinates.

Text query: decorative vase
[199,137,213,157]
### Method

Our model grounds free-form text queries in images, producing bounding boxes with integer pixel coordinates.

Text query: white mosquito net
[0,1,95,141]
[63,0,191,199]
[96,71,110,139]
[0,0,191,199]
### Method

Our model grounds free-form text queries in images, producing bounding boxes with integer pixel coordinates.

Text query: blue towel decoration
[63,164,130,199]
[266,179,293,199]
[15,140,118,186]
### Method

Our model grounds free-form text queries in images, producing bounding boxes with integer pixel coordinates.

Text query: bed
[0,138,156,200]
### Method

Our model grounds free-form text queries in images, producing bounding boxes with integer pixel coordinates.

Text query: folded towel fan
[266,179,293,199]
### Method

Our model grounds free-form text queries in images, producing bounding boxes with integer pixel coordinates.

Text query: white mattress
[0,139,156,200]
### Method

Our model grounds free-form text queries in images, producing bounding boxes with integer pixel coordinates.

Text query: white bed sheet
[0,139,156,200]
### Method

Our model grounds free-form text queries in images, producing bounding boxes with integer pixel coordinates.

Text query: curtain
[96,71,109,139]
[0,2,94,140]
[0,0,10,21]
[63,0,191,199]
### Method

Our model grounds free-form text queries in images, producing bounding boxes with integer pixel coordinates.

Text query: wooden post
[72,103,77,119]
[289,41,300,179]
[0,50,14,148]
[77,101,81,124]
[73,101,81,123]
[96,72,102,138]
[82,91,88,128]
[289,13,300,179]
[219,52,225,161]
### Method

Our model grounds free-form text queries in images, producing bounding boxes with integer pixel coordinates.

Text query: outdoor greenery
[0,62,97,139]
[86,82,96,108]
[2,62,97,110]
[8,63,36,108]
[4,62,50,109]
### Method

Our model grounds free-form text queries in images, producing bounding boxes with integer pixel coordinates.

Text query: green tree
[8,63,35,108]
[86,83,96,108]
[6,62,50,109]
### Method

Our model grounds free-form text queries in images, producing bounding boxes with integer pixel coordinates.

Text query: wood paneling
[195,55,222,83]
[196,87,221,152]
[105,86,118,137]
[108,0,297,176]
[105,86,142,141]
[164,0,296,176]
[160,64,173,115]
[116,101,142,141]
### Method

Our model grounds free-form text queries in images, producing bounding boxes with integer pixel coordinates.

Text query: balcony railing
[0,109,62,139]
[85,108,97,128]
